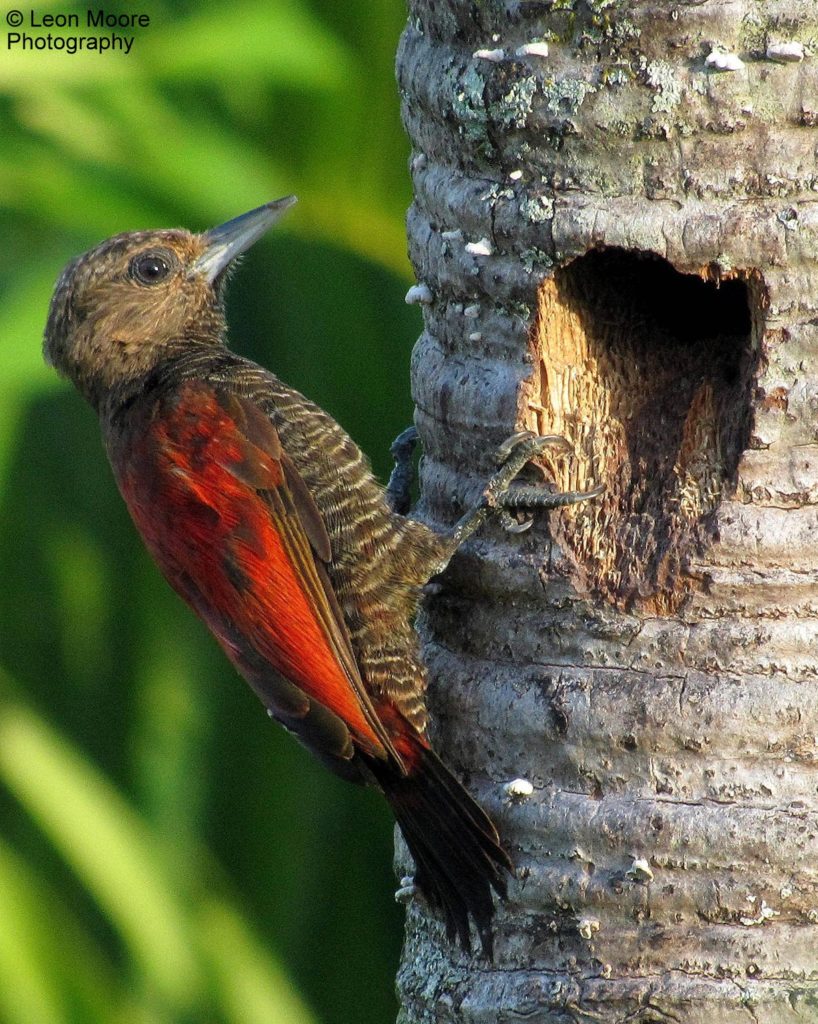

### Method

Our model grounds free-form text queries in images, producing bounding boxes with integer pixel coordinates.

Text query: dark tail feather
[373,742,512,957]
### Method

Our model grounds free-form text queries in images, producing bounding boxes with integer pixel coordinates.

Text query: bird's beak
[193,196,297,283]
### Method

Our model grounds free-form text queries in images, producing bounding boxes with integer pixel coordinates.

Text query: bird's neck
[98,339,252,423]
[94,337,227,417]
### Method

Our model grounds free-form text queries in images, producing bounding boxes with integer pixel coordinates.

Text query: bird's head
[44,197,296,409]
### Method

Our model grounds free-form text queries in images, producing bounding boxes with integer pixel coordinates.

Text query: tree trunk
[396,1,818,1021]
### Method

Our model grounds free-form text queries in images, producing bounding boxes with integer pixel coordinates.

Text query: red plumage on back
[112,381,389,760]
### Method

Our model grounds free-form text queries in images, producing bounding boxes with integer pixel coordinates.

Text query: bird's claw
[498,509,534,533]
[494,430,572,466]
[496,482,605,530]
[494,430,537,464]
[488,432,603,534]
[486,432,576,506]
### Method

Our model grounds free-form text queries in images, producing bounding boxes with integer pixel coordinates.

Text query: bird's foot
[386,426,419,515]
[451,431,603,545]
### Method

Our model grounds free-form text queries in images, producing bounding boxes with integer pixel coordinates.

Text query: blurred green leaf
[0,2,354,91]
[142,3,356,87]
[44,524,114,689]
[0,697,321,1024]
[0,265,62,392]
[0,702,201,1011]
[0,46,135,89]
[0,264,64,486]
[199,901,316,1024]
[0,842,70,1024]
[0,838,125,1024]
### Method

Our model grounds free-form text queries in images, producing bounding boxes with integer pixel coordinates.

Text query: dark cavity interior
[526,247,762,613]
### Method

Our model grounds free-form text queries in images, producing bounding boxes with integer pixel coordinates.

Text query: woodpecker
[43,198,599,955]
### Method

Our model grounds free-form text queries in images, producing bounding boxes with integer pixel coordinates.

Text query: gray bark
[396,1,818,1021]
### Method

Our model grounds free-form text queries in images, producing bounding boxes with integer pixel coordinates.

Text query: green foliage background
[0,2,419,1021]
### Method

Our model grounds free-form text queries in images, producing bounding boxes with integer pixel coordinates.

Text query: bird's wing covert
[126,381,403,765]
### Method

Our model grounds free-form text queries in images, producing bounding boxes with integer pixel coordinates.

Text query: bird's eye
[130,251,173,286]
